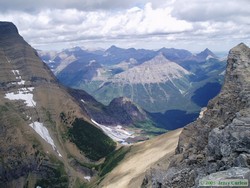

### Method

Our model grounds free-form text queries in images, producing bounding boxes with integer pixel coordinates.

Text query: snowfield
[91,119,134,144]
[29,121,62,157]
[5,87,36,107]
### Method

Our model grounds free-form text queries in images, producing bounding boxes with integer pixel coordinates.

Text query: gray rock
[234,154,250,168]
[142,43,250,188]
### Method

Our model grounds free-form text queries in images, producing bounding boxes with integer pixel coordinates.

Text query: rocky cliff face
[142,43,250,187]
[0,22,117,187]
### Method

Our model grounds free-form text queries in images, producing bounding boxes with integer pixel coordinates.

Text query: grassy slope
[98,128,182,188]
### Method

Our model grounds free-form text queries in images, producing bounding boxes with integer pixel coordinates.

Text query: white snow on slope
[11,69,26,85]
[5,87,36,107]
[8,70,62,157]
[84,176,91,182]
[198,107,207,119]
[17,80,25,85]
[29,121,62,157]
[91,119,134,144]
[12,70,20,75]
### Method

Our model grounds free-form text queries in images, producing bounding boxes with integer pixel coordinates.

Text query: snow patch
[11,69,26,85]
[84,176,91,182]
[5,87,36,107]
[17,80,25,85]
[198,107,207,119]
[11,70,20,75]
[81,99,86,103]
[29,121,62,157]
[206,55,214,60]
[91,119,134,144]
[89,59,96,63]
[178,89,185,95]
[219,70,226,76]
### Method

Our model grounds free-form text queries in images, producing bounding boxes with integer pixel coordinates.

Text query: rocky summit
[142,43,250,187]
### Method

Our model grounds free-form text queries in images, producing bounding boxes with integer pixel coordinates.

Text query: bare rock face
[142,43,250,187]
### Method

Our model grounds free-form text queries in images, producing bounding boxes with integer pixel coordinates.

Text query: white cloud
[0,0,249,51]
[0,0,171,12]
[172,0,250,23]
[0,3,192,48]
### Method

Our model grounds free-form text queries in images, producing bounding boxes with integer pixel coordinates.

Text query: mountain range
[39,43,226,129]
[1,21,250,188]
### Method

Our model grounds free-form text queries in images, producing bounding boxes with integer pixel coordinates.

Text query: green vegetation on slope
[68,118,116,161]
[133,120,166,136]
[35,160,68,188]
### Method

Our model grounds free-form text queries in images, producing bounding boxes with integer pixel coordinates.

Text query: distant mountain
[39,45,226,129]
[157,47,193,63]
[111,53,191,84]
[195,48,218,61]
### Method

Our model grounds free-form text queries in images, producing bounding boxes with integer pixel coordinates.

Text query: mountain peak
[200,48,215,55]
[107,45,121,51]
[0,21,19,36]
[112,53,190,84]
[196,48,217,60]
[230,42,249,53]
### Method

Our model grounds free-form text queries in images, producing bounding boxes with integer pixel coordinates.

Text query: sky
[0,0,249,52]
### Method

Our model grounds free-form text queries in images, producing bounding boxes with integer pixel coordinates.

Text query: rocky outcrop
[142,43,250,187]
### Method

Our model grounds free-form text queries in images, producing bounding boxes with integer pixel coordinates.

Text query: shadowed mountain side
[191,82,222,107]
[149,110,199,130]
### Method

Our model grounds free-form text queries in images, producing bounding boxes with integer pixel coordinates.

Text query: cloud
[0,3,192,46]
[0,0,249,51]
[0,0,170,12]
[172,0,250,23]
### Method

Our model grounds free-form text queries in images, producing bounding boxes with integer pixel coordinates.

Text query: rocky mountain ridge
[40,45,226,126]
[111,53,191,84]
[142,43,250,187]
[0,21,119,187]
